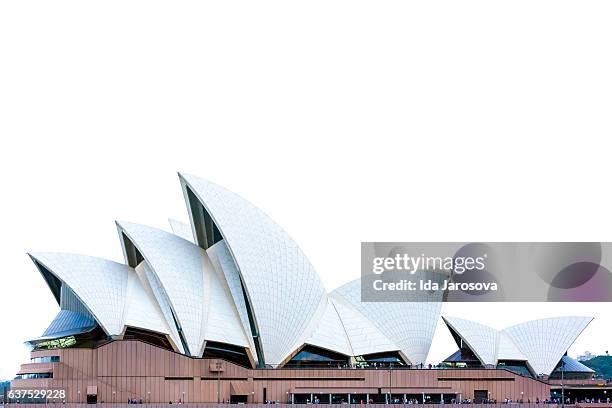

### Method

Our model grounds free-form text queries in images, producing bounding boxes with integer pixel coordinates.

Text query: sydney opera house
[10,173,610,404]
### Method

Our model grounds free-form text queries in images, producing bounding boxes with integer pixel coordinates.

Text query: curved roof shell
[168,218,194,242]
[329,297,399,357]
[503,316,592,375]
[207,240,259,358]
[116,221,249,357]
[443,315,593,375]
[442,316,499,366]
[496,332,527,361]
[331,279,442,365]
[179,173,327,365]
[28,252,173,346]
[117,221,208,356]
[29,252,129,336]
[298,298,354,357]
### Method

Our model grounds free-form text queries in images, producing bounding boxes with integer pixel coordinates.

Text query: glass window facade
[34,336,77,350]
[14,373,53,380]
[497,360,534,378]
[354,351,407,368]
[285,345,349,368]
[30,356,60,363]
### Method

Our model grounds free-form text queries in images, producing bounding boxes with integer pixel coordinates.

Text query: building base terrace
[8,340,563,404]
[2,405,607,408]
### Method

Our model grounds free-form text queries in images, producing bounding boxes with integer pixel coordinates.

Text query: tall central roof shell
[179,173,328,366]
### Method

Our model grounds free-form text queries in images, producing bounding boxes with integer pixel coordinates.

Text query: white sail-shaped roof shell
[443,315,592,375]
[200,251,250,348]
[134,262,184,353]
[29,252,128,336]
[207,240,258,357]
[124,267,174,336]
[168,216,250,349]
[168,218,194,242]
[331,280,442,365]
[503,316,593,375]
[179,173,327,365]
[298,298,354,357]
[442,316,499,366]
[28,253,173,348]
[496,332,526,361]
[117,221,207,356]
[117,221,249,357]
[330,297,399,357]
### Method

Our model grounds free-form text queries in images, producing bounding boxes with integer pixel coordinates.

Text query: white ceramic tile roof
[116,221,207,356]
[136,261,185,354]
[29,252,128,336]
[168,218,194,242]
[123,269,173,337]
[442,315,592,375]
[496,332,526,361]
[118,222,249,356]
[299,298,353,357]
[503,316,593,375]
[207,240,257,356]
[29,252,183,351]
[330,297,399,356]
[331,279,442,364]
[180,173,327,365]
[201,251,250,348]
[442,316,499,366]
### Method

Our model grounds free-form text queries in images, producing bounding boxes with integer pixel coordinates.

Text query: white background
[1,1,611,380]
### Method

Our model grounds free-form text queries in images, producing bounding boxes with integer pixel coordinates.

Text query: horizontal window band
[438,377,515,382]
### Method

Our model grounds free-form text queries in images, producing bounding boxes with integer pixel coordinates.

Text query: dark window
[497,360,534,377]
[239,277,265,367]
[14,373,53,380]
[442,348,482,368]
[230,395,248,404]
[186,187,223,249]
[355,351,407,368]
[123,327,174,351]
[474,390,488,404]
[443,324,484,368]
[121,233,144,267]
[30,356,60,363]
[284,345,349,368]
[203,341,252,368]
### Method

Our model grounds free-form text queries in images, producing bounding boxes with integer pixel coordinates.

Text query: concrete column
[291,393,294,404]
[311,393,314,404]
[440,394,443,404]
[366,393,369,404]
[329,393,332,405]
